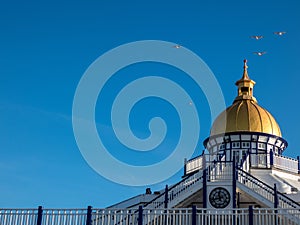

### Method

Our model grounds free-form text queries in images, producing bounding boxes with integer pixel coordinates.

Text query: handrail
[143,173,194,208]
[110,168,204,224]
[116,171,203,225]
[145,152,228,210]
[237,168,300,209]
[144,170,203,209]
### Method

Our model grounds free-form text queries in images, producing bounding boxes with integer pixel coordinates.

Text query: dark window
[242,142,250,147]
[241,87,249,92]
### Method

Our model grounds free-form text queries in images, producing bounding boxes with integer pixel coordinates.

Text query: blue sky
[0,0,300,208]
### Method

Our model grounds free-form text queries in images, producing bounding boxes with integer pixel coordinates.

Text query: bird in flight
[173,44,181,49]
[251,35,263,40]
[274,31,286,36]
[253,51,267,56]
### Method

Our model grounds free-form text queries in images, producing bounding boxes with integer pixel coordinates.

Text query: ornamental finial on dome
[234,59,257,103]
[242,59,250,80]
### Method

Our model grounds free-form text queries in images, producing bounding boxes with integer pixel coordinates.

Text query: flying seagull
[274,31,286,36]
[251,35,264,40]
[253,51,267,56]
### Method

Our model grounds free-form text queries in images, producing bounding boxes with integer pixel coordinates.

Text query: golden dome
[210,60,282,137]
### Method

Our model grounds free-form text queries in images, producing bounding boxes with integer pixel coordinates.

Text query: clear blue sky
[0,0,300,208]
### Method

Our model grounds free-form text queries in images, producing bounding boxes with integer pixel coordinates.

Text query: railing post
[86,206,92,225]
[249,152,252,168]
[203,153,206,169]
[274,183,279,225]
[184,158,187,176]
[138,206,143,225]
[164,185,168,208]
[248,205,253,225]
[203,169,207,208]
[297,156,300,174]
[36,206,43,225]
[274,184,278,208]
[270,150,274,167]
[192,205,196,225]
[232,158,236,208]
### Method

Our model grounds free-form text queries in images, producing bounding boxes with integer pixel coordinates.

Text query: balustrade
[1,207,300,225]
[273,154,299,174]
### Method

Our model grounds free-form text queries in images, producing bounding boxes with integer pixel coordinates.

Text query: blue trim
[270,150,274,166]
[274,184,278,208]
[232,158,236,208]
[297,156,300,174]
[203,169,207,208]
[204,131,288,150]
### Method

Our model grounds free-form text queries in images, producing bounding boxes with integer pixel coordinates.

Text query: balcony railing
[207,162,232,181]
[1,207,300,225]
[273,154,299,174]
[185,155,204,175]
[185,152,300,176]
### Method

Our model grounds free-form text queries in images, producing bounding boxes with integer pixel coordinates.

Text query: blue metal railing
[2,207,300,225]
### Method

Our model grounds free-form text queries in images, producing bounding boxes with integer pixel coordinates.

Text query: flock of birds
[173,31,287,56]
[251,31,286,56]
[172,31,286,107]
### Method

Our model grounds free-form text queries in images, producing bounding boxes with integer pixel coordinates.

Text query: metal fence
[1,207,300,225]
[0,209,38,225]
[42,209,87,225]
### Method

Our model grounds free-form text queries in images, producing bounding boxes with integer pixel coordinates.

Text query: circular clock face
[209,187,231,208]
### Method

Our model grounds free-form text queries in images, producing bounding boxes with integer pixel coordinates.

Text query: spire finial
[244,59,248,69]
[234,59,257,103]
[242,59,249,80]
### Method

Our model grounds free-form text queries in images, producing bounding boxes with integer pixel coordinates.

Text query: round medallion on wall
[209,187,231,208]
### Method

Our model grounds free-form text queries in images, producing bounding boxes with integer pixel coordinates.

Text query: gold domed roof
[210,60,282,137]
